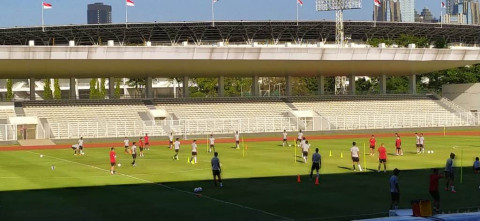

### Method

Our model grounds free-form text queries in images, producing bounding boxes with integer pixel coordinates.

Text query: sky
[0,0,443,28]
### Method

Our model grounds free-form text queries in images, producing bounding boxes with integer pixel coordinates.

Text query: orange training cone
[297,174,301,183]
[245,145,248,150]
[315,176,319,185]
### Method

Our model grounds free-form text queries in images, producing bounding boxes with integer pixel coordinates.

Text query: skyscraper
[399,0,415,22]
[374,0,402,22]
[87,3,112,24]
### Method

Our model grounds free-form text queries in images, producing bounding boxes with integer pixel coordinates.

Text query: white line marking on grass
[27,151,292,221]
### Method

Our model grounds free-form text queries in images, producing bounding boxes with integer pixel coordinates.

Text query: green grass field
[1,133,480,221]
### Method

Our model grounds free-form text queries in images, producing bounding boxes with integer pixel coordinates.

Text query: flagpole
[125,2,128,29]
[296,0,299,26]
[41,2,45,32]
[211,0,215,27]
[373,4,377,28]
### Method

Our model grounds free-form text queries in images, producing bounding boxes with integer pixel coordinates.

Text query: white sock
[451,186,455,191]
[194,157,197,163]
[358,165,363,171]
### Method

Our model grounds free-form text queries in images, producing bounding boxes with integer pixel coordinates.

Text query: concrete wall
[443,83,480,112]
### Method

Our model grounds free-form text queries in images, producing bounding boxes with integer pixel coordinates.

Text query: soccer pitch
[1,133,480,220]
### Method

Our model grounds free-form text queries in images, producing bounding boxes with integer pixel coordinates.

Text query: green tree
[6,79,13,101]
[43,79,53,100]
[192,78,218,97]
[127,78,146,98]
[433,37,448,48]
[115,78,121,99]
[53,79,61,99]
[89,78,98,99]
[355,77,377,94]
[387,76,409,94]
[100,78,106,98]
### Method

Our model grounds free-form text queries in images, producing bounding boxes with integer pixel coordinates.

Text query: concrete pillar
[218,76,224,97]
[145,77,153,99]
[183,76,189,97]
[285,76,292,96]
[252,76,260,96]
[108,77,115,99]
[379,75,387,94]
[70,77,76,99]
[29,78,35,101]
[317,75,325,95]
[348,75,356,95]
[408,74,416,94]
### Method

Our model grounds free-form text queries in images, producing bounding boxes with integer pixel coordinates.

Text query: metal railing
[0,112,478,141]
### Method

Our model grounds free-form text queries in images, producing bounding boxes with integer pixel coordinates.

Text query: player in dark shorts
[310,148,321,179]
[211,152,223,187]
[109,147,116,175]
[429,168,443,213]
[131,142,137,166]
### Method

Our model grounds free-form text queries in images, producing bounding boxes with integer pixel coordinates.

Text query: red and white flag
[374,0,381,7]
[297,0,303,6]
[441,2,446,8]
[126,0,135,7]
[213,0,219,3]
[42,2,52,9]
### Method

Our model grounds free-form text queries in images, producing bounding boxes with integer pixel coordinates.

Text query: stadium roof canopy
[1,21,480,46]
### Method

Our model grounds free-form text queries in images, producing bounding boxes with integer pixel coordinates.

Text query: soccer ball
[427,151,431,154]
[431,150,434,154]
[117,163,122,167]
[194,187,203,193]
[289,145,292,147]
[40,154,44,158]
[51,165,55,170]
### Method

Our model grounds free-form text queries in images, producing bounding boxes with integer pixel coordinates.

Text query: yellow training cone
[329,150,332,157]
[341,152,343,158]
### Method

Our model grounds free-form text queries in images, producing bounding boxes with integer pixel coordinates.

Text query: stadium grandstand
[0,21,479,141]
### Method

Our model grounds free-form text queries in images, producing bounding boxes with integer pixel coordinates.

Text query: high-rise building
[444,0,480,24]
[87,3,112,24]
[420,7,434,22]
[374,0,402,21]
[399,0,415,22]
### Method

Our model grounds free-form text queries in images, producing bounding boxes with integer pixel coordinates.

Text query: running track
[1,131,479,152]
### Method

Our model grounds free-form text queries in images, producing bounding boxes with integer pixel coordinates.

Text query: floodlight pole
[212,0,215,27]
[335,9,344,47]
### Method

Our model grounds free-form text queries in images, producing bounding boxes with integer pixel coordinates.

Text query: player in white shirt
[123,137,129,154]
[282,130,288,147]
[173,138,180,160]
[301,140,310,163]
[131,142,137,166]
[168,132,174,149]
[419,133,425,154]
[209,134,215,153]
[297,130,303,147]
[190,140,198,164]
[300,137,306,155]
[78,137,85,155]
[415,133,421,153]
[235,131,240,149]
[350,142,362,171]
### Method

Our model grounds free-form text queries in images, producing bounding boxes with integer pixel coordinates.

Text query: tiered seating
[0,105,15,119]
[23,100,157,139]
[290,95,469,130]
[154,99,296,133]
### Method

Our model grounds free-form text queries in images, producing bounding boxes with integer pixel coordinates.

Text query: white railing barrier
[0,112,478,141]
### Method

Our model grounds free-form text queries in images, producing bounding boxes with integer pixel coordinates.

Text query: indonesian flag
[297,0,303,6]
[126,0,135,7]
[441,2,446,8]
[42,2,52,9]
[374,0,381,7]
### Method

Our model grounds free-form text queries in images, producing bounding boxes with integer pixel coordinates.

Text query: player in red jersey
[429,168,443,213]
[395,133,403,156]
[377,143,387,173]
[144,133,150,150]
[369,135,376,156]
[109,147,116,175]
